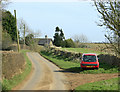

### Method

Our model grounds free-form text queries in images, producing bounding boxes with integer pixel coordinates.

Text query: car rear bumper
[81,65,99,68]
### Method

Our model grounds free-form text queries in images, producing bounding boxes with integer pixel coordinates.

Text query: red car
[80,53,99,69]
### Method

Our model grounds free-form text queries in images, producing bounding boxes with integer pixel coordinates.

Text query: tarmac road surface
[19,52,69,90]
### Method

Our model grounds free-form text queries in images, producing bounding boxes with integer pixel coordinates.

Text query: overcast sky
[6,0,106,42]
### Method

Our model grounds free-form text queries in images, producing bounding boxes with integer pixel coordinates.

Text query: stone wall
[48,47,120,66]
[48,47,82,61]
[98,54,120,66]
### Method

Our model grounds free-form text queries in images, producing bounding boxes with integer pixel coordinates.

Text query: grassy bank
[40,51,118,74]
[2,49,32,91]
[75,77,119,91]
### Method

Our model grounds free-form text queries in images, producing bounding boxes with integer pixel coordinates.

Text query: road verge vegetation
[2,49,32,91]
[40,49,119,91]
[75,77,119,91]
[40,50,118,74]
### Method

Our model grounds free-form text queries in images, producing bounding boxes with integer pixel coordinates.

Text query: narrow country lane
[19,52,69,90]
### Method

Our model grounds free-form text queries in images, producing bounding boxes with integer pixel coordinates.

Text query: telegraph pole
[24,24,25,46]
[14,10,20,52]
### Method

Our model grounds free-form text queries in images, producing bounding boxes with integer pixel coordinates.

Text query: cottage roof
[38,38,52,45]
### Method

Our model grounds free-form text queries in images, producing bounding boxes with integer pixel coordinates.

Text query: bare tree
[94,0,120,56]
[72,34,80,44]
[32,29,41,38]
[18,18,42,48]
[79,34,88,43]
[1,0,10,9]
[18,18,30,45]
[72,34,88,43]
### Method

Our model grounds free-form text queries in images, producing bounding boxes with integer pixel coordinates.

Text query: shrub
[30,44,45,52]
[2,31,12,50]
[78,44,88,48]
[64,39,76,48]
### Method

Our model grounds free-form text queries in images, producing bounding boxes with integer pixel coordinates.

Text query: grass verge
[40,51,118,74]
[75,77,119,91]
[40,50,119,91]
[2,49,32,91]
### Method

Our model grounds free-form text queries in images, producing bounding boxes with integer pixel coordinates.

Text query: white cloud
[10,0,92,2]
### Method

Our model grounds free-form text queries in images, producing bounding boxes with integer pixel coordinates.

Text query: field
[2,49,32,90]
[84,43,106,49]
[75,77,119,90]
[61,48,104,55]
[61,43,113,55]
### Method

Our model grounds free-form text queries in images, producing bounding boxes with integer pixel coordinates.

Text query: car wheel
[96,67,99,69]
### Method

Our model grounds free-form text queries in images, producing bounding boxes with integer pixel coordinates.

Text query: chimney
[45,35,48,39]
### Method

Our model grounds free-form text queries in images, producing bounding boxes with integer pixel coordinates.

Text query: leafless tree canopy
[72,34,88,43]
[94,0,120,56]
[18,18,41,40]
[1,0,10,9]
[32,29,41,38]
[18,18,29,37]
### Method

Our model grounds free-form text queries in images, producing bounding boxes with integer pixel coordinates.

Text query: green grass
[75,77,119,91]
[61,48,104,55]
[2,49,32,91]
[41,50,119,91]
[41,53,80,69]
[40,51,118,74]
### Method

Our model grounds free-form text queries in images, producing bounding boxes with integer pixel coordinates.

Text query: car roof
[83,53,97,56]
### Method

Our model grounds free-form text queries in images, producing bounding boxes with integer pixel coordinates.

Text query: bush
[64,39,76,48]
[25,34,34,46]
[78,43,88,48]
[30,43,45,52]
[2,32,12,50]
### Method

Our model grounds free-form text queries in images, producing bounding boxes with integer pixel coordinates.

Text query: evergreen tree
[53,26,65,47]
[2,10,17,41]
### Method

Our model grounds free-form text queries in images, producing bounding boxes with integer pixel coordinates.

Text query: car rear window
[83,55,97,62]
